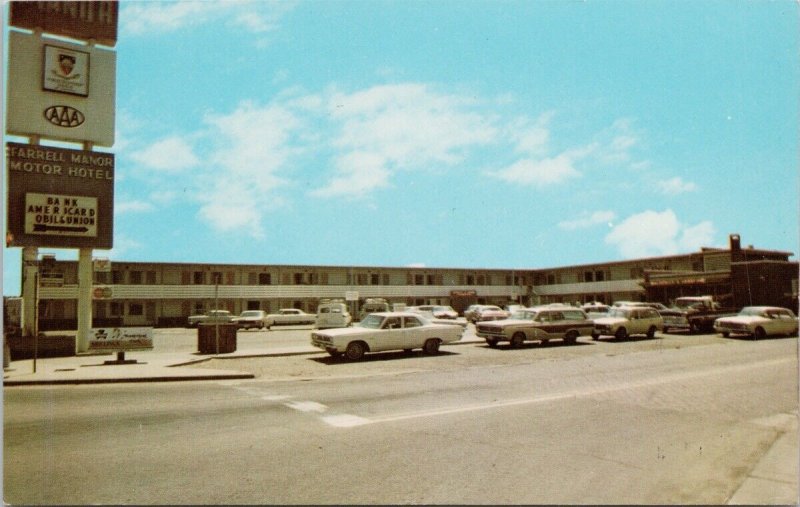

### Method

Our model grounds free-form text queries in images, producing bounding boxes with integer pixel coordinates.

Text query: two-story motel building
[25,234,798,330]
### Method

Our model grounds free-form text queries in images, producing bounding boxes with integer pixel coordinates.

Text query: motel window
[128,303,144,316]
[414,274,424,285]
[595,271,605,282]
[371,274,380,285]
[584,271,593,282]
[129,271,142,285]
[112,270,124,284]
[467,275,475,285]
[146,271,157,284]
[193,272,204,285]
[259,273,271,285]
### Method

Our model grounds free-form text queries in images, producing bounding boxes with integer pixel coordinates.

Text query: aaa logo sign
[24,192,97,237]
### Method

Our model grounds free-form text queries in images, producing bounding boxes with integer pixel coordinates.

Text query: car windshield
[739,307,767,317]
[240,311,260,317]
[674,299,704,309]
[512,310,537,320]
[433,306,453,312]
[607,308,632,318]
[358,314,384,329]
[484,306,502,311]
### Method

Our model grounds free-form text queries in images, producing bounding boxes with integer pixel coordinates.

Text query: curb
[3,339,486,386]
[3,372,255,386]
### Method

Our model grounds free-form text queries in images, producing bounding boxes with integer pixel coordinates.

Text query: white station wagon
[713,306,798,340]
[311,311,464,360]
[592,306,663,341]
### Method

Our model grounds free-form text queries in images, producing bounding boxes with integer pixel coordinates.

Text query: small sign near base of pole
[88,327,153,364]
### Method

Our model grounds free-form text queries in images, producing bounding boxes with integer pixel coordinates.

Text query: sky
[3,0,799,296]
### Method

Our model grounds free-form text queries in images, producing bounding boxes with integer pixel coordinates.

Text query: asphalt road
[4,329,798,504]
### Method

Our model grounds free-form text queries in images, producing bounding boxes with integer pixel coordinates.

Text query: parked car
[187,309,233,328]
[612,301,682,319]
[662,296,736,333]
[431,305,458,319]
[232,310,268,330]
[464,304,486,323]
[592,306,663,340]
[475,306,593,347]
[407,306,466,328]
[310,311,464,360]
[265,309,317,329]
[358,298,390,321]
[713,306,798,340]
[406,306,435,319]
[473,305,510,323]
[316,301,352,329]
[504,304,526,314]
[581,303,611,320]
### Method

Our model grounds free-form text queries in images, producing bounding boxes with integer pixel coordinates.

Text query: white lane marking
[262,395,292,401]
[321,414,372,427]
[358,356,795,426]
[285,400,329,413]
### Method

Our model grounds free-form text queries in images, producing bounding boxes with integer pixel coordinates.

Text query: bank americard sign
[6,142,114,249]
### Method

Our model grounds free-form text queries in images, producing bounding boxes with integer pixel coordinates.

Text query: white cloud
[604,209,715,258]
[98,234,143,260]
[310,152,391,199]
[678,221,715,251]
[558,210,617,231]
[488,153,582,187]
[657,176,698,194]
[508,111,554,156]
[115,200,155,214]
[122,1,292,36]
[593,118,644,166]
[132,136,199,172]
[487,115,643,188]
[194,101,301,235]
[312,83,496,198]
[196,186,264,237]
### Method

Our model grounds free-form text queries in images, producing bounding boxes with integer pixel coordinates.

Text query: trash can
[197,323,237,354]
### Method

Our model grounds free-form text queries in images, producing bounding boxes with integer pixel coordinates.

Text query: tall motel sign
[5,1,118,353]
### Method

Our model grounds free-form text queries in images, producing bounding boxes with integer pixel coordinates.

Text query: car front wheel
[345,341,367,360]
[646,326,656,339]
[510,332,525,348]
[423,339,441,354]
[614,327,628,340]
[753,327,766,340]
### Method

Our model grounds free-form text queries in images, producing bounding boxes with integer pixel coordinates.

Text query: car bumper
[663,316,689,329]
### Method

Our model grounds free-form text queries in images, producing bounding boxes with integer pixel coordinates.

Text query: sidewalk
[727,411,799,506]
[3,334,483,386]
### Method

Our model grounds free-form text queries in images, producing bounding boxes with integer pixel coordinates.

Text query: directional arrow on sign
[32,224,89,233]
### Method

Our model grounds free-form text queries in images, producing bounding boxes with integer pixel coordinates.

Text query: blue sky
[3,0,799,295]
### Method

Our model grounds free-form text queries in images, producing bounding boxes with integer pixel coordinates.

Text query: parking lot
[191,324,753,380]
